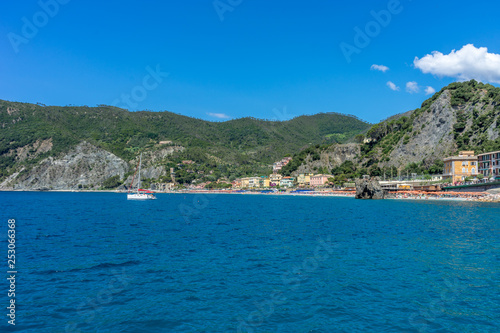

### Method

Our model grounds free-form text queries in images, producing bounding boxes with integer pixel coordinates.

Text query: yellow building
[297,173,313,186]
[248,177,261,188]
[262,177,270,188]
[269,173,282,186]
[443,151,478,183]
[240,177,250,188]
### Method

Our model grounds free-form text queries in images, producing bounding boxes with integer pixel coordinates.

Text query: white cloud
[386,81,400,91]
[371,64,389,72]
[207,112,230,119]
[406,81,420,94]
[414,44,500,84]
[425,86,436,95]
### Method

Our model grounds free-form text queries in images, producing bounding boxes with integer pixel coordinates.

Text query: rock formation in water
[355,177,386,199]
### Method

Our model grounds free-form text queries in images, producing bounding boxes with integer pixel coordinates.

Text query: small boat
[127,153,156,200]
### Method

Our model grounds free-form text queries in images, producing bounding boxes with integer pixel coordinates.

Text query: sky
[1,0,500,123]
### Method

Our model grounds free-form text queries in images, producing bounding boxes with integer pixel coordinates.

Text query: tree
[102,175,122,189]
[366,124,385,141]
[428,160,444,174]
[369,166,382,177]
[354,134,365,143]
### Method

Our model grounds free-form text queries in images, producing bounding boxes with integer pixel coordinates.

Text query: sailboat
[127,153,157,200]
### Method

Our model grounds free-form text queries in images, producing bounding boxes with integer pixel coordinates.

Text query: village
[151,150,500,202]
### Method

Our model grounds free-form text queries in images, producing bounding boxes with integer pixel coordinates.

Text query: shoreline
[1,188,497,202]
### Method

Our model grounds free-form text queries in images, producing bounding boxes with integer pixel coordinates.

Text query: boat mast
[129,158,140,194]
[138,153,142,191]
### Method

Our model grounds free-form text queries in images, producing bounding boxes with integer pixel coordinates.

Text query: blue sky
[1,0,500,123]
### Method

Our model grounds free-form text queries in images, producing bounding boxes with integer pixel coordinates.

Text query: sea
[0,192,498,333]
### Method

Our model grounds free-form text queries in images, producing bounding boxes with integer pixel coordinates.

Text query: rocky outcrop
[142,146,185,164]
[355,178,385,199]
[7,138,53,162]
[6,142,129,190]
[294,143,360,175]
[122,146,184,187]
[123,166,166,188]
[385,89,500,167]
[387,91,456,167]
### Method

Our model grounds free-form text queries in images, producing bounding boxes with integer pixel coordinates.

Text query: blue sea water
[0,192,499,333]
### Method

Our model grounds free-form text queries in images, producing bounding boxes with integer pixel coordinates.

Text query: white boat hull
[127,153,157,200]
[127,193,157,200]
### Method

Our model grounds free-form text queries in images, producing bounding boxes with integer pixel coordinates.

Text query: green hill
[0,101,371,182]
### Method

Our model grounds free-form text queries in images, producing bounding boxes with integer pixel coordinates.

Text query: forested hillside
[0,101,370,184]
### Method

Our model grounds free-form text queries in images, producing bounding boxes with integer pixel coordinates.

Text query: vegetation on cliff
[363,81,500,160]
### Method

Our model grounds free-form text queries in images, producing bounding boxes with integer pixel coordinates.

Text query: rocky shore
[355,178,386,199]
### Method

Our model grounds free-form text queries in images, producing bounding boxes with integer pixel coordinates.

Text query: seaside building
[431,175,443,181]
[477,151,500,180]
[269,173,282,186]
[248,177,261,188]
[261,176,270,188]
[240,177,250,188]
[280,177,295,188]
[310,174,334,187]
[443,151,479,183]
[297,173,313,187]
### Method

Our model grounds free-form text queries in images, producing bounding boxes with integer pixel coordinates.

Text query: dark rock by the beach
[355,177,386,199]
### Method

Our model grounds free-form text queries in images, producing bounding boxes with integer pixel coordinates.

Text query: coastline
[2,188,497,202]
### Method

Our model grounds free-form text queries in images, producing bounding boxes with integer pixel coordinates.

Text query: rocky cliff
[287,81,500,175]
[373,81,500,169]
[292,144,360,176]
[0,142,185,190]
[2,142,129,190]
[386,91,456,167]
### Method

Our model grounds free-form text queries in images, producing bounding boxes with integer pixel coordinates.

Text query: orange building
[443,151,478,183]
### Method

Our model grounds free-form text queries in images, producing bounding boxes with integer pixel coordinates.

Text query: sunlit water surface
[1,192,498,332]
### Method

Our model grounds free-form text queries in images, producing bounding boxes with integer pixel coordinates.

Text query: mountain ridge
[3,80,499,189]
[0,100,370,187]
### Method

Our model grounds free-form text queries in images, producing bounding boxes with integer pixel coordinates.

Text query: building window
[472,168,475,174]
[462,167,466,173]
